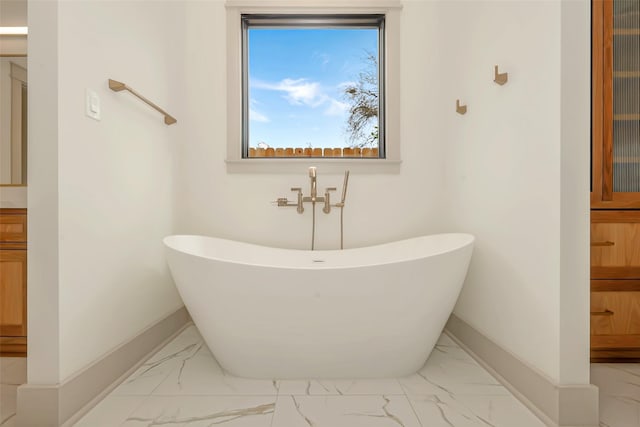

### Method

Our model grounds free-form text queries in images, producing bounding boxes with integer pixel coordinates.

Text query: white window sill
[225,158,401,174]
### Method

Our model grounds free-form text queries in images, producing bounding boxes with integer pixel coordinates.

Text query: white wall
[26,0,590,390]
[443,0,589,384]
[29,0,185,383]
[177,0,449,251]
[559,0,590,385]
[28,0,60,385]
[178,0,590,386]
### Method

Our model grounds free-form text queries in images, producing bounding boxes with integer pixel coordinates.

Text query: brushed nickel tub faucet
[274,167,350,250]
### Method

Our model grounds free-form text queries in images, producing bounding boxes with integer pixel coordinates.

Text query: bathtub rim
[164,233,474,271]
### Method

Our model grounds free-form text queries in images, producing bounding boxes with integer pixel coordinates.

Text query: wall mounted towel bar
[108,79,177,125]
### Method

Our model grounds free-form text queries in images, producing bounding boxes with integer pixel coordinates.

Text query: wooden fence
[248,147,379,158]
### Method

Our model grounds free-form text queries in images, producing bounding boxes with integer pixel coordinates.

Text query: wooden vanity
[0,208,27,356]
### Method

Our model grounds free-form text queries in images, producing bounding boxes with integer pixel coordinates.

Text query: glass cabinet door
[611,0,640,193]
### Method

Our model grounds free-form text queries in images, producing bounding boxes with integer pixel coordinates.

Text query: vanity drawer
[591,290,640,349]
[591,211,640,279]
[0,210,27,243]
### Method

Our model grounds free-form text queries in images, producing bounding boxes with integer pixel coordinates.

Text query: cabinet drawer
[591,291,640,350]
[0,211,27,243]
[591,211,640,278]
[0,250,27,337]
[0,337,26,356]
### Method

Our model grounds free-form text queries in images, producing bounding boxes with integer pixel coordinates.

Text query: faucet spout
[309,166,317,201]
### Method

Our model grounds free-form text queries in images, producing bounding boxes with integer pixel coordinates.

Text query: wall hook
[494,65,508,85]
[456,99,467,115]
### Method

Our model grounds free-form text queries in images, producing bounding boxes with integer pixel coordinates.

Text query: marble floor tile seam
[406,395,465,427]
[111,397,151,427]
[280,392,409,396]
[274,378,406,397]
[406,393,548,427]
[117,395,278,427]
[0,414,16,427]
[136,363,180,397]
[404,395,428,427]
[73,395,152,427]
[120,396,151,426]
[145,392,411,397]
[397,379,513,398]
[403,390,518,397]
[115,349,197,397]
[270,394,421,427]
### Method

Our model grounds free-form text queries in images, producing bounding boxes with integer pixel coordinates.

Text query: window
[242,15,385,159]
[225,1,401,173]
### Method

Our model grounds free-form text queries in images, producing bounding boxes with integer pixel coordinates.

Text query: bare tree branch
[343,52,379,148]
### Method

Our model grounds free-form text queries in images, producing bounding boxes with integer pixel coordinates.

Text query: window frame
[241,14,386,159]
[225,0,402,174]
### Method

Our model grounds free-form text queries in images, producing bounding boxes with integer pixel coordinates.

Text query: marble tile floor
[591,363,640,427]
[0,356,26,427]
[3,328,639,426]
[75,325,546,427]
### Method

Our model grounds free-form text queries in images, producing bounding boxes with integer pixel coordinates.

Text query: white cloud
[282,79,323,106]
[249,98,270,122]
[253,78,324,107]
[250,109,270,123]
[324,99,349,116]
[252,78,350,117]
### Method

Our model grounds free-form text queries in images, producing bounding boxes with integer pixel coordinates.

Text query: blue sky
[248,28,378,149]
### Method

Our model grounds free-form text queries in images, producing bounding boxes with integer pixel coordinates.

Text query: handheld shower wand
[309,166,317,200]
[339,170,350,250]
[309,167,317,250]
[340,170,349,205]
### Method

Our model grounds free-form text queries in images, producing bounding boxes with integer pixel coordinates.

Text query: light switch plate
[85,89,101,120]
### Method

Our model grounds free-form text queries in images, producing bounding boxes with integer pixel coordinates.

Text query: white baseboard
[446,314,599,427]
[17,307,191,426]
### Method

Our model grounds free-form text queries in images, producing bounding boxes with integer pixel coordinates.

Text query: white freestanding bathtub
[164,234,474,379]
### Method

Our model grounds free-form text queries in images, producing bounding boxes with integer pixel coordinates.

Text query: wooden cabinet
[591,284,640,359]
[591,211,640,360]
[0,209,27,356]
[591,291,640,335]
[590,0,640,361]
[591,211,640,278]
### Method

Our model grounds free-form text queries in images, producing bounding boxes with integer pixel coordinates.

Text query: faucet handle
[323,188,337,214]
[291,187,304,214]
